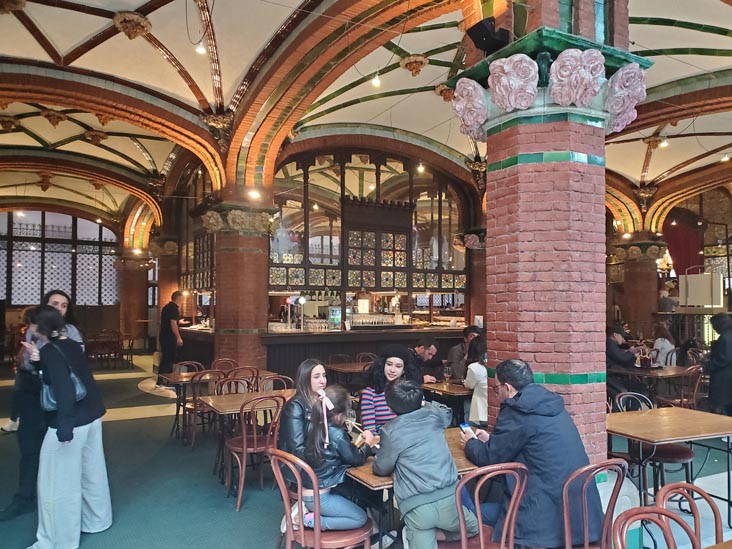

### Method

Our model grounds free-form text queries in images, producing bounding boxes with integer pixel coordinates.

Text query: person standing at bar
[157,291,184,386]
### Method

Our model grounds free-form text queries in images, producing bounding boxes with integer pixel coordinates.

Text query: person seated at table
[409,337,439,383]
[446,325,481,381]
[606,325,640,369]
[459,359,603,548]
[652,323,676,366]
[463,336,488,426]
[301,385,378,531]
[361,345,421,434]
[278,358,327,476]
[705,313,732,415]
[374,379,478,549]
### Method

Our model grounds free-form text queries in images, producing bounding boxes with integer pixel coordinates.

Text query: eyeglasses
[491,383,506,394]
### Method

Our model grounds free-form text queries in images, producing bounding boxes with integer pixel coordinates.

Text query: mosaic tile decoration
[441,274,454,288]
[309,268,325,286]
[381,233,394,250]
[326,269,341,287]
[412,272,425,287]
[363,270,376,287]
[348,231,362,247]
[363,249,375,266]
[455,274,466,289]
[348,270,361,287]
[395,272,407,287]
[395,251,407,267]
[380,271,393,288]
[363,232,376,248]
[348,249,362,265]
[288,268,305,285]
[269,267,287,285]
[426,273,439,288]
[395,233,407,250]
[381,251,394,267]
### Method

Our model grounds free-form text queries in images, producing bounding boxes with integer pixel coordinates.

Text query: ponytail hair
[305,385,350,462]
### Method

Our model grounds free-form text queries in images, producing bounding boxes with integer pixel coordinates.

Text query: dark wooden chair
[215,378,252,396]
[328,353,352,364]
[184,369,226,448]
[562,458,627,549]
[212,358,239,372]
[438,462,528,549]
[173,361,204,373]
[686,348,705,365]
[656,365,703,409]
[613,392,694,502]
[612,506,699,549]
[226,366,260,390]
[656,482,723,546]
[269,448,372,549]
[355,352,377,363]
[259,374,294,391]
[225,395,286,511]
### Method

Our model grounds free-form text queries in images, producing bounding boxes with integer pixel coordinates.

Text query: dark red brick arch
[0,72,225,190]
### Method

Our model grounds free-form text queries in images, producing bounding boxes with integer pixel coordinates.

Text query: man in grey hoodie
[373,379,478,549]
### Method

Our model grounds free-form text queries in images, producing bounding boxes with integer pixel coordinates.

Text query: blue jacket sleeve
[464,407,529,466]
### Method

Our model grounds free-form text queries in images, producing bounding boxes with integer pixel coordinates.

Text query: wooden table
[326,362,370,374]
[705,541,732,549]
[607,407,732,525]
[325,362,370,390]
[199,388,295,415]
[607,365,691,402]
[422,382,472,425]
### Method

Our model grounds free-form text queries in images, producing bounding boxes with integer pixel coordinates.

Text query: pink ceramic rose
[452,78,488,128]
[460,122,487,142]
[550,49,605,107]
[464,234,481,250]
[488,54,538,112]
[605,63,646,133]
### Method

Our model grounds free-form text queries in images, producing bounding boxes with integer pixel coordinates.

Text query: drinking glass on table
[345,409,357,432]
[443,366,453,386]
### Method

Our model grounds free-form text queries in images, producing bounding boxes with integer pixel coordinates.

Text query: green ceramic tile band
[486,368,606,384]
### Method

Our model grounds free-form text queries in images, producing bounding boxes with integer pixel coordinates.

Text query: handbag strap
[40,341,75,377]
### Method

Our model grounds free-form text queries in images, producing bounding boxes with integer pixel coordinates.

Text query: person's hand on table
[423,374,437,383]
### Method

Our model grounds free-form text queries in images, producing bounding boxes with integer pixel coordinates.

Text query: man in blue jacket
[459,358,603,548]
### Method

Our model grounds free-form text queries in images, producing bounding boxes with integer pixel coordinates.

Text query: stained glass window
[101,254,118,305]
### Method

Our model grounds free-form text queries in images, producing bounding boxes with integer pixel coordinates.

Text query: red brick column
[484,115,607,463]
[211,209,271,367]
[156,247,179,316]
[468,248,486,326]
[117,251,150,347]
[621,256,658,340]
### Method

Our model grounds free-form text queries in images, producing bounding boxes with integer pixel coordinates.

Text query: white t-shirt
[464,361,488,423]
[653,337,676,366]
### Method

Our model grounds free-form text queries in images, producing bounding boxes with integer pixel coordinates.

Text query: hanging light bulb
[671,219,677,226]
[722,153,730,162]
[659,137,669,148]
[417,162,425,173]
[313,203,319,211]
[371,72,381,87]
[195,41,206,55]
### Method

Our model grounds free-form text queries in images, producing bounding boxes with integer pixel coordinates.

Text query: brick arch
[226,0,475,188]
[0,152,162,226]
[123,200,156,250]
[606,170,642,232]
[0,70,225,191]
[0,200,120,238]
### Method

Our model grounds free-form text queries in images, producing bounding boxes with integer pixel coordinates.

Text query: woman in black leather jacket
[301,385,376,530]
[277,358,328,479]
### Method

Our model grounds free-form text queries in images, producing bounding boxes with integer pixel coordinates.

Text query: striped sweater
[360,387,396,434]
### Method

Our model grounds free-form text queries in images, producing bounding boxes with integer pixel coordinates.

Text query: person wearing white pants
[22,305,112,549]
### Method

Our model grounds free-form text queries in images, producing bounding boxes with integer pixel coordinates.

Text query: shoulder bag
[39,342,87,412]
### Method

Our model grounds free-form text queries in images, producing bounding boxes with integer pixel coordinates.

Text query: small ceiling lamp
[697,219,704,226]
[369,183,375,191]
[671,219,677,226]
[371,72,381,87]
[247,189,261,200]
[195,41,206,55]
[622,232,632,239]
[132,248,142,255]
[96,218,102,224]
[417,162,425,174]
[722,153,730,162]
[658,137,669,148]
[313,203,319,211]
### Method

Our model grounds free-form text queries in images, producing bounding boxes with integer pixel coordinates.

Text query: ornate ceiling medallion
[434,84,454,102]
[91,180,105,190]
[36,172,53,192]
[0,0,25,14]
[113,11,152,40]
[201,111,234,153]
[633,184,658,213]
[40,109,68,128]
[400,54,428,77]
[95,113,113,126]
[0,115,18,132]
[84,130,108,146]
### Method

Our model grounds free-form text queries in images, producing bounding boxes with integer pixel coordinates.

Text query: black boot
[0,495,36,521]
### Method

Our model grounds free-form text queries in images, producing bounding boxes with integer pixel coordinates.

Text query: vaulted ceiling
[0,0,731,242]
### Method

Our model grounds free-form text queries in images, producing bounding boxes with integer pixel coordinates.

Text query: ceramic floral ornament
[605,62,647,134]
[488,53,539,113]
[549,49,605,107]
[452,78,489,142]
[201,210,225,233]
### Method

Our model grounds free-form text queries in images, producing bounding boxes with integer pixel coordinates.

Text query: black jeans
[158,338,178,383]
[15,386,46,501]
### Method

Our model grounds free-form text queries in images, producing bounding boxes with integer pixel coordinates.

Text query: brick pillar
[468,248,486,326]
[156,248,179,315]
[621,255,658,340]
[206,207,270,367]
[117,251,151,347]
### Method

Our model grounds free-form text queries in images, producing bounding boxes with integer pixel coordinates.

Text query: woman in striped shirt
[360,345,421,434]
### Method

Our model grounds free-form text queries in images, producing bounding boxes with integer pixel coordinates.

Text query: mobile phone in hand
[459,423,476,438]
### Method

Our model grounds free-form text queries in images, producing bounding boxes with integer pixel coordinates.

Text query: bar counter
[178,326,215,366]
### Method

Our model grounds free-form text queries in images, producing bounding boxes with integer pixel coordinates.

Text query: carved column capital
[202,205,273,237]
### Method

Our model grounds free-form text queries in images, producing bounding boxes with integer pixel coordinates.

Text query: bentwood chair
[225,395,286,511]
[227,366,260,390]
[656,365,703,409]
[211,358,239,373]
[355,352,377,364]
[656,482,723,546]
[613,392,694,501]
[184,369,226,448]
[269,448,372,549]
[328,353,352,364]
[438,462,528,549]
[612,506,699,549]
[562,458,627,549]
[173,361,204,374]
[259,374,294,392]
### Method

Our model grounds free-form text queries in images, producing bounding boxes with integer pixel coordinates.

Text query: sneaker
[1,419,19,433]
[370,530,396,549]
